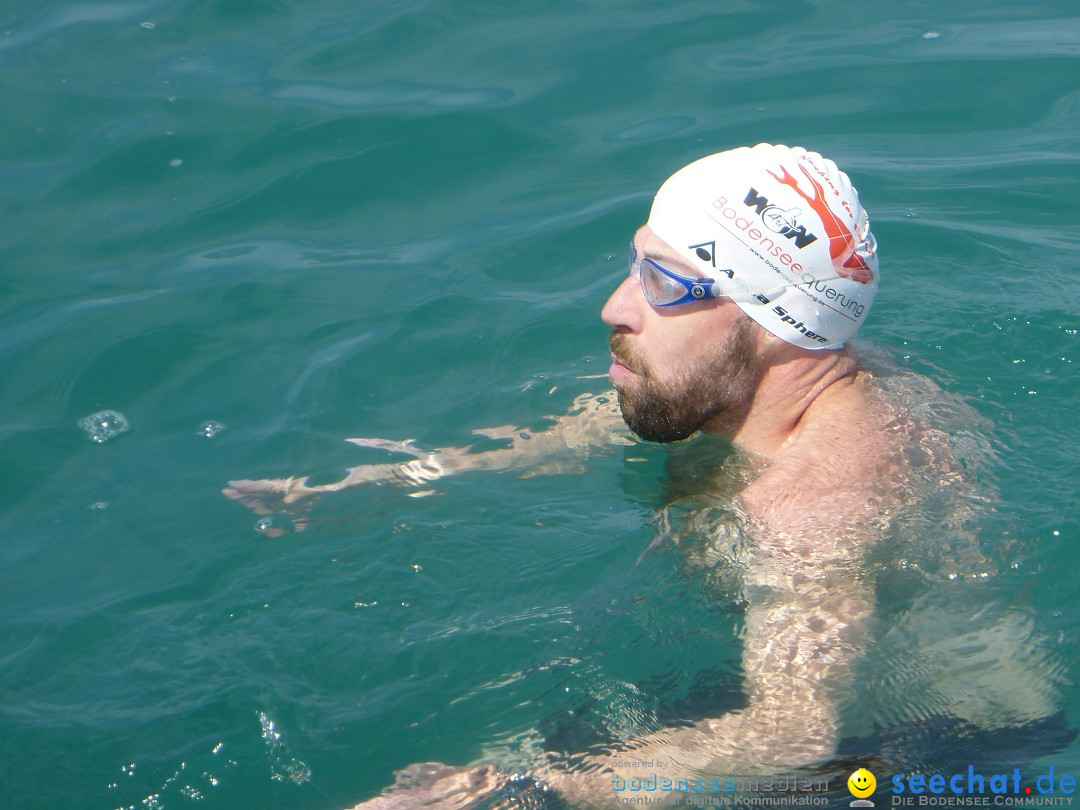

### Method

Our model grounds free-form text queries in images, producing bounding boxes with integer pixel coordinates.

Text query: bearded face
[609,316,762,443]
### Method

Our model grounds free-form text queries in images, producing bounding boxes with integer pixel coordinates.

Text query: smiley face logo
[848,768,876,798]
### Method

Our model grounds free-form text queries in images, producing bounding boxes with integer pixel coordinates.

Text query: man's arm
[345,541,874,809]
[537,485,877,806]
[223,391,628,513]
[346,467,882,809]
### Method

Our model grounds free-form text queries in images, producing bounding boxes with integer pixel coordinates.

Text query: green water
[2,1,1079,808]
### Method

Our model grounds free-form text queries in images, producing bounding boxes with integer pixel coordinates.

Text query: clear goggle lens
[637,260,711,305]
[629,242,722,307]
[628,242,850,308]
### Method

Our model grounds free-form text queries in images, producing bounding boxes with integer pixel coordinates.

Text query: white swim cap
[646,143,878,349]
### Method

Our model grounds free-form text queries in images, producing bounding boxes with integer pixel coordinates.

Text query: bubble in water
[140,21,156,29]
[78,410,130,443]
[89,502,108,511]
[922,31,940,39]
[254,517,274,533]
[198,420,225,438]
[169,158,183,167]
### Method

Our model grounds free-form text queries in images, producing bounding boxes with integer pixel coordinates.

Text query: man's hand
[222,475,324,514]
[222,437,466,515]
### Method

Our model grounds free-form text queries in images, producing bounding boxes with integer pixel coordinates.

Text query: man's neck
[712,346,861,459]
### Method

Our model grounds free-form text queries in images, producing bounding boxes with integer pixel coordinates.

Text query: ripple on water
[602,115,697,143]
[272,80,515,111]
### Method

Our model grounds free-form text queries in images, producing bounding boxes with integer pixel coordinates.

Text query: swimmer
[223,146,1024,807]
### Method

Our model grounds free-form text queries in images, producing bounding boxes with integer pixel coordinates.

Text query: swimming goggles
[629,242,730,307]
[628,242,849,308]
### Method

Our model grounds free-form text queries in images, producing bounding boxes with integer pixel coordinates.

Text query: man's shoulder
[740,381,906,541]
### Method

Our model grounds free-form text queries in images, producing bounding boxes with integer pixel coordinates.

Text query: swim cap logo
[687,240,736,281]
[689,240,717,266]
[743,188,818,249]
[767,161,875,284]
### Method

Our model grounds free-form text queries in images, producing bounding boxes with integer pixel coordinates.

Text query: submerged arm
[224,392,628,512]
[345,411,893,808]
[347,540,874,809]
[539,445,887,806]
[347,480,880,809]
[540,518,874,806]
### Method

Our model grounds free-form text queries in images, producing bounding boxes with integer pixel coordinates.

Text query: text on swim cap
[709,196,808,273]
[747,246,864,322]
[771,305,829,344]
[743,188,819,249]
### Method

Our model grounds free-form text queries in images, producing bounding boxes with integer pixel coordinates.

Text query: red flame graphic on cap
[767,162,874,284]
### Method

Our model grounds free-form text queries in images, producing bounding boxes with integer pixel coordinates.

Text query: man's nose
[601,275,644,333]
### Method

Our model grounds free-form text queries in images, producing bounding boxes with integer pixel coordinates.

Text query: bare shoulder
[740,371,908,551]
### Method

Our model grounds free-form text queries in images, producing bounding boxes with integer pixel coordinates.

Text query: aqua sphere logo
[890,766,1076,807]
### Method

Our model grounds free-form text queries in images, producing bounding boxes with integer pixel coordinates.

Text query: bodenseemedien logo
[849,768,877,807]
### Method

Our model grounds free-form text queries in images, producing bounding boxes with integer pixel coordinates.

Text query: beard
[609,317,762,443]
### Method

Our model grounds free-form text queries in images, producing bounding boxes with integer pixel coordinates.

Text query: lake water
[2,1,1079,808]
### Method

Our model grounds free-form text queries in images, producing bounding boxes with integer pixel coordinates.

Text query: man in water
[228,144,906,806]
